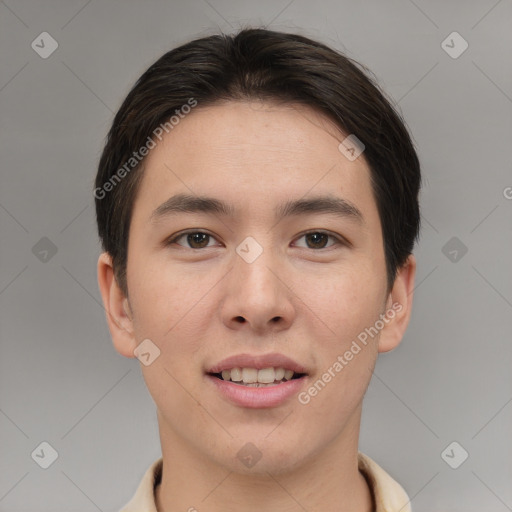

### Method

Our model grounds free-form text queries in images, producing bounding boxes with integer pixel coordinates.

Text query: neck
[154,408,373,512]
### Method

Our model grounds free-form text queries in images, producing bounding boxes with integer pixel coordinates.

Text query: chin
[212,434,314,476]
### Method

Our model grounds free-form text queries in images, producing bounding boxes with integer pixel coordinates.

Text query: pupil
[307,233,327,248]
[188,233,209,248]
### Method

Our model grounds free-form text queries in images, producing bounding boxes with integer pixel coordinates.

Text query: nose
[220,245,296,335]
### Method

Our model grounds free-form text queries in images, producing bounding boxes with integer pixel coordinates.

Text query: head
[95,28,420,474]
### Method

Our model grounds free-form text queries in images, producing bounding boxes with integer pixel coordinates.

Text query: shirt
[118,452,411,512]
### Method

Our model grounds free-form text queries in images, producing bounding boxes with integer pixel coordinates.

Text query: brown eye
[186,233,211,248]
[294,231,342,249]
[167,231,217,249]
[305,232,329,249]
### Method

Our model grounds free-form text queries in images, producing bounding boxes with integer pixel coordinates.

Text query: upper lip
[207,352,308,375]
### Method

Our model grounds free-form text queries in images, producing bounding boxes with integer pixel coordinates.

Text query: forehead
[132,100,380,231]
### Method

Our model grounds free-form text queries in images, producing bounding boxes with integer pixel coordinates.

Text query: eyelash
[165,230,346,250]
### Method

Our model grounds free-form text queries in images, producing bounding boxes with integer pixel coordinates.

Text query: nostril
[235,316,245,323]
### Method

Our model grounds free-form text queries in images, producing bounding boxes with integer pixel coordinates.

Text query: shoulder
[358,452,412,512]
[117,457,163,512]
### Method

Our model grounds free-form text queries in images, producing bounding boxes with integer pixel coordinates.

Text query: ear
[97,252,137,358]
[377,254,417,353]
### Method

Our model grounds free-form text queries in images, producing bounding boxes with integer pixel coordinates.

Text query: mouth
[205,363,309,408]
[207,367,308,387]
[206,352,310,389]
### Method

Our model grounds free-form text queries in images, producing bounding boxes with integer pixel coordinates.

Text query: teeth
[258,368,275,383]
[242,368,258,384]
[230,368,243,382]
[218,367,299,384]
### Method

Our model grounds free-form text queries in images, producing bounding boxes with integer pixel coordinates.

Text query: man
[95,28,420,511]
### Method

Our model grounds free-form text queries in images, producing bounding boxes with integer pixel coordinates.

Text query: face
[100,100,414,475]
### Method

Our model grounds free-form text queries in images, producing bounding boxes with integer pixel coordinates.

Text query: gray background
[1,0,511,511]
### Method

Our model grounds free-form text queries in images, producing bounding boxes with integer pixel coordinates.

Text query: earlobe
[377,254,417,353]
[97,252,137,358]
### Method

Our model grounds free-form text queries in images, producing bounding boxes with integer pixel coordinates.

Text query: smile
[209,367,306,387]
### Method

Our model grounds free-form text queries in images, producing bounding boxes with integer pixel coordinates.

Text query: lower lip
[206,374,308,408]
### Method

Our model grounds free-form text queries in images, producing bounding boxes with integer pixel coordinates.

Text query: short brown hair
[95,28,421,297]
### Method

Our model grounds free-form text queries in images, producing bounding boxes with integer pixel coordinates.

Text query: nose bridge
[234,235,280,296]
[222,234,294,331]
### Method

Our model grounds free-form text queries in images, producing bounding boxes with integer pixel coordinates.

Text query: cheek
[297,259,386,341]
[296,270,381,417]
[127,252,217,337]
[298,347,377,440]
[296,265,383,398]
[130,266,214,412]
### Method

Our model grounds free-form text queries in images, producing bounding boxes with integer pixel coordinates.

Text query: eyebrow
[150,193,364,225]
